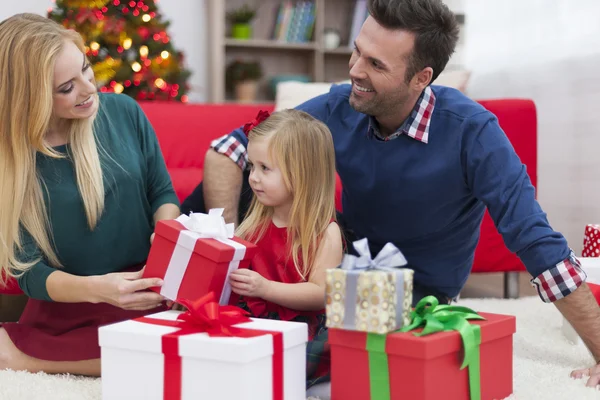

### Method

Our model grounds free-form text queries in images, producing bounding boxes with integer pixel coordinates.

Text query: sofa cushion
[168,167,203,204]
[138,102,275,170]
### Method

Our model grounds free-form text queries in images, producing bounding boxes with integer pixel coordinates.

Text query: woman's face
[52,40,98,121]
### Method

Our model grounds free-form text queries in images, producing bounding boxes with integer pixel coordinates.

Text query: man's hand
[229,269,270,298]
[571,364,600,388]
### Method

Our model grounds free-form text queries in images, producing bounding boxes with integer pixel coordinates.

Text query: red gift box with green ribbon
[330,296,516,400]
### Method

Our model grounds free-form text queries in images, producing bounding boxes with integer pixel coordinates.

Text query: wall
[464,0,600,254]
[0,0,208,102]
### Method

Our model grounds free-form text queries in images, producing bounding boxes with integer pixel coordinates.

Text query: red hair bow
[242,110,271,136]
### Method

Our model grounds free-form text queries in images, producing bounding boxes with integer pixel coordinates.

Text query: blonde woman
[228,109,343,389]
[0,14,179,375]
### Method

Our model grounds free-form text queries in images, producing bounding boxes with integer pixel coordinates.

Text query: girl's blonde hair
[236,109,337,280]
[0,14,104,286]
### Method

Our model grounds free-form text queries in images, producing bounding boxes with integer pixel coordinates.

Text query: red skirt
[1,268,167,361]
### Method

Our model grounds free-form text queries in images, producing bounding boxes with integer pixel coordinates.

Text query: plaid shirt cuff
[531,250,587,302]
[210,134,247,170]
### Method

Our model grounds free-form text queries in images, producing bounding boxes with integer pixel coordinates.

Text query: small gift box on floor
[582,224,600,257]
[144,209,257,304]
[99,293,308,400]
[562,257,600,344]
[330,297,516,400]
[325,238,414,334]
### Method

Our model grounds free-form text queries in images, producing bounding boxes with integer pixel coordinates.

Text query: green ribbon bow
[400,296,486,400]
[364,296,485,400]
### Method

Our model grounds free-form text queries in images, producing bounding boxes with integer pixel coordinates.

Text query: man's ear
[412,67,433,91]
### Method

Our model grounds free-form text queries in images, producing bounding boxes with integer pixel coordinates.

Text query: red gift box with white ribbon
[144,209,257,304]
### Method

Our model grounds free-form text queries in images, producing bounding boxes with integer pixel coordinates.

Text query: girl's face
[247,136,292,210]
[52,40,98,121]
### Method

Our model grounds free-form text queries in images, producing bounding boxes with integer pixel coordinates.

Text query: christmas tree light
[48,0,191,102]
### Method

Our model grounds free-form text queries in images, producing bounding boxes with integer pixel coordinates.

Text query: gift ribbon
[340,238,408,329]
[135,292,283,400]
[403,296,485,400]
[161,208,246,304]
[363,296,485,400]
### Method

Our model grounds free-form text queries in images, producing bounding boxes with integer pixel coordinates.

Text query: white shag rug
[1,296,599,400]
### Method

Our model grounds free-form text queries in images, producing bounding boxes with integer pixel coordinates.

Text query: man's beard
[349,88,409,117]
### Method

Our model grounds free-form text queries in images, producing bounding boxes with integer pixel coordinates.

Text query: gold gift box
[325,268,414,334]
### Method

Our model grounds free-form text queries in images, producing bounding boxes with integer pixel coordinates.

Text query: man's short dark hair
[368,0,460,83]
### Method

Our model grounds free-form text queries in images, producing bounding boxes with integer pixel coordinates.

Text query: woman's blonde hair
[236,109,337,280]
[0,13,104,285]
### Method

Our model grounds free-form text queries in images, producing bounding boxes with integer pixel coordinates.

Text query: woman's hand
[229,269,270,298]
[91,267,166,311]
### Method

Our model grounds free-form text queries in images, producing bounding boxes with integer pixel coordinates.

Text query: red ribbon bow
[175,293,252,335]
[135,292,284,400]
[242,110,271,136]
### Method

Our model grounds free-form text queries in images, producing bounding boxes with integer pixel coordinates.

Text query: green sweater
[17,93,179,301]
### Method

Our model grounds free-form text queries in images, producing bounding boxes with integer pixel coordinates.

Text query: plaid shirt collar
[368,86,436,143]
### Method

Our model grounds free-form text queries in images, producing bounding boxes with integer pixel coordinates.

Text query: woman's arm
[46,268,165,310]
[230,222,343,311]
[154,203,180,224]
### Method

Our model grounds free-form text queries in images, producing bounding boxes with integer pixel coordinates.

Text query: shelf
[208,0,466,103]
[224,38,318,51]
[323,47,354,55]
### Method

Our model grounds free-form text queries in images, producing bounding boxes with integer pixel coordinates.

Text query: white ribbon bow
[175,208,235,240]
[341,238,407,270]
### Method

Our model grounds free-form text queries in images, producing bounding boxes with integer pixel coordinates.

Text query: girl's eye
[83,63,91,72]
[261,165,269,171]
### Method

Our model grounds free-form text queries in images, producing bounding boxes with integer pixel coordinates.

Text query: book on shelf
[348,0,368,46]
[272,0,316,43]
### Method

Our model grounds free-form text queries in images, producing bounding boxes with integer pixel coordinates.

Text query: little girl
[228,109,343,390]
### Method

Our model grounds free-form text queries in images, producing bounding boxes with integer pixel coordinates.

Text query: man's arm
[555,283,600,361]
[203,148,244,226]
[464,114,599,353]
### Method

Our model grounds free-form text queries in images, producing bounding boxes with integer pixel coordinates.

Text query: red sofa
[140,98,536,281]
[0,97,537,296]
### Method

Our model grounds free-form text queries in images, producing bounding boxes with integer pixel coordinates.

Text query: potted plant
[226,4,256,40]
[225,60,263,102]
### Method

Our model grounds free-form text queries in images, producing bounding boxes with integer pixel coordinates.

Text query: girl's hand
[229,269,270,298]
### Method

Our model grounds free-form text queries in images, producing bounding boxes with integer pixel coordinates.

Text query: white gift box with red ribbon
[99,305,308,400]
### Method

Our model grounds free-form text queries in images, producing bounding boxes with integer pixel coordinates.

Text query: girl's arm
[230,222,343,311]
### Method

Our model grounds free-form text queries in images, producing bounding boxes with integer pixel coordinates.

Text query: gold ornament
[63,0,111,9]
[93,58,122,86]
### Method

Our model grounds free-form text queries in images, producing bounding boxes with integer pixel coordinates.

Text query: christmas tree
[48,0,191,102]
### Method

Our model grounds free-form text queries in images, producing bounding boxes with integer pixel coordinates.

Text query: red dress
[237,221,331,389]
[1,264,167,361]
